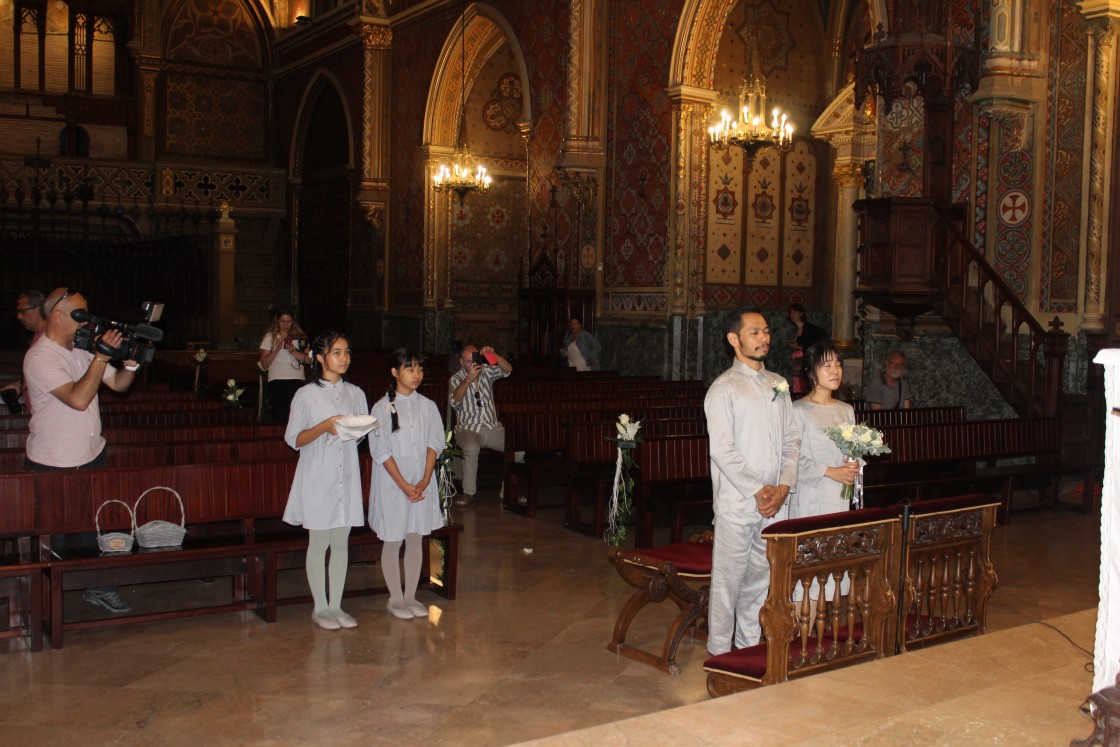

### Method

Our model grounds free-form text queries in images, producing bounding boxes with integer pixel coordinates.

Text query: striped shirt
[449,364,508,431]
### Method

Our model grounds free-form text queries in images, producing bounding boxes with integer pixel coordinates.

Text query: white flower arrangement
[606,413,643,546]
[771,380,790,401]
[223,378,246,404]
[615,412,642,443]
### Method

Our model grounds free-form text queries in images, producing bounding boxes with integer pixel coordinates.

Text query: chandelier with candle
[432,4,492,203]
[708,39,794,155]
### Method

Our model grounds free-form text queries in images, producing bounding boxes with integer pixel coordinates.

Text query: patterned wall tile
[1041,0,1087,312]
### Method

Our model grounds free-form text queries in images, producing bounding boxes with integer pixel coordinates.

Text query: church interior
[0,0,1119,744]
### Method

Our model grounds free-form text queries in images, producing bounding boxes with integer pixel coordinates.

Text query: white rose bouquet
[824,422,891,508]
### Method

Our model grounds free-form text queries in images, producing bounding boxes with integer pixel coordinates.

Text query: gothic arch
[289,70,357,182]
[423,2,532,149]
[161,0,277,69]
[669,0,887,91]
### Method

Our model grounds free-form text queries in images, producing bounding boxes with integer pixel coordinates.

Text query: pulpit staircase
[853,198,1068,418]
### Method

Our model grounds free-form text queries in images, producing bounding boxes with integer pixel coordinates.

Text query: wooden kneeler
[704,508,901,696]
[607,532,713,675]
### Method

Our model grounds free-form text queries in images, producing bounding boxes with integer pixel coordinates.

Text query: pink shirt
[23,336,113,467]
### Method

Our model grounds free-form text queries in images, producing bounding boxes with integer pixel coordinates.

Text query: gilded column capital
[832,163,864,188]
[359,24,392,50]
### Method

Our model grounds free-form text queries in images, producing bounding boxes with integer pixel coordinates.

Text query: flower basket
[95,499,135,554]
[133,486,188,549]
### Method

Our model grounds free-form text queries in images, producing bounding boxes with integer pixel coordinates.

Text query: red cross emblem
[999,190,1029,227]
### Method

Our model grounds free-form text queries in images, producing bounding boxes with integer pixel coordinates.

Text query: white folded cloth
[332,414,379,442]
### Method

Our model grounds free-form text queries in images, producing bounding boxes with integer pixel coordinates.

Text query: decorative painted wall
[1041,0,1088,313]
[448,177,528,301]
[876,93,924,197]
[162,0,268,163]
[991,143,1032,301]
[603,0,682,297]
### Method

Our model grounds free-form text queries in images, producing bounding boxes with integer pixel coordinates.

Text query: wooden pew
[0,423,285,449]
[703,507,903,694]
[565,419,708,539]
[607,531,713,674]
[633,435,712,547]
[864,416,1096,518]
[1,457,462,648]
[0,436,295,472]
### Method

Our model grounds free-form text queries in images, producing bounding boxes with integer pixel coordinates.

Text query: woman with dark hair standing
[789,341,859,518]
[368,349,445,621]
[786,303,825,394]
[283,330,368,630]
[259,307,311,422]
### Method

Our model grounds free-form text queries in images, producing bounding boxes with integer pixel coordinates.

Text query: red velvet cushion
[764,506,897,537]
[904,493,998,517]
[635,541,712,574]
[704,625,866,679]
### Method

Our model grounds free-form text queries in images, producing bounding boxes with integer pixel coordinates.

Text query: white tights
[306,527,351,614]
[381,533,423,604]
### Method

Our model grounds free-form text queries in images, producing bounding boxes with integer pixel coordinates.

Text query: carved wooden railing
[930,204,1068,417]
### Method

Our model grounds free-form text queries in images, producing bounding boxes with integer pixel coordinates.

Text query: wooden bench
[703,507,903,694]
[0,422,285,449]
[865,417,1097,518]
[633,435,712,547]
[0,436,296,472]
[0,457,462,648]
[565,419,708,539]
[607,531,713,674]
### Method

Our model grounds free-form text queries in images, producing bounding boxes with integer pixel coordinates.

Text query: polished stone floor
[0,487,1103,746]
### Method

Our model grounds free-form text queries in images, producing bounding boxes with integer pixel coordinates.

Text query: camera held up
[72,301,165,366]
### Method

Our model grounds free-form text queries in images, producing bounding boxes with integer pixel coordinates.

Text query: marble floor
[0,488,1103,746]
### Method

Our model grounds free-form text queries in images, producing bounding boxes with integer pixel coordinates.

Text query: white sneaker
[331,609,358,628]
[312,610,340,630]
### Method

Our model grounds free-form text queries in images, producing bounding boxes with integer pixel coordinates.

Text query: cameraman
[22,288,138,614]
[258,307,311,423]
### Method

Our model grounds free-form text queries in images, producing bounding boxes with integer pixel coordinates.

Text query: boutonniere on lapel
[771,380,790,402]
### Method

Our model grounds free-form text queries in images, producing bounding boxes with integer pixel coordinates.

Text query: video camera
[283,336,309,353]
[72,301,165,366]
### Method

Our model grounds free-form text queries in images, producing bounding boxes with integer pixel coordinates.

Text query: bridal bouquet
[824,422,891,508]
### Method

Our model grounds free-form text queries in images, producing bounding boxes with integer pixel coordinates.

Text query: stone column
[832,164,863,345]
[1080,17,1117,332]
[214,202,237,345]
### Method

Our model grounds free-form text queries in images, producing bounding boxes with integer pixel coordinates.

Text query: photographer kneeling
[22,288,142,614]
[259,307,311,423]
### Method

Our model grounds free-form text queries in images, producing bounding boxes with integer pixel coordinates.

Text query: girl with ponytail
[368,348,445,620]
[282,330,367,630]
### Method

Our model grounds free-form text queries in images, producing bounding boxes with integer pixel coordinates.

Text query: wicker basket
[133,486,187,549]
[95,499,135,554]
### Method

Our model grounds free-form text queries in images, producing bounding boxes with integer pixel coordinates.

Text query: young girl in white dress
[369,349,445,620]
[283,331,368,631]
[790,340,861,518]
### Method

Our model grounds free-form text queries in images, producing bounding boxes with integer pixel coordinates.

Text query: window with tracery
[0,1,117,95]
